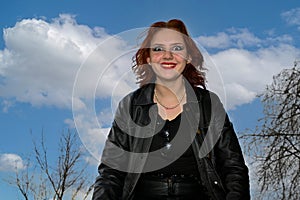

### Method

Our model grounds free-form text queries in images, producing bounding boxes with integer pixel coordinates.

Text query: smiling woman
[147,28,190,119]
[1,1,299,199]
[92,19,250,200]
[148,29,189,83]
[133,20,205,89]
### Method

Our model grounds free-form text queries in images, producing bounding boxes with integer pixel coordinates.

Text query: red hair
[132,19,206,88]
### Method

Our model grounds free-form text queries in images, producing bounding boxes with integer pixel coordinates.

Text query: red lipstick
[160,62,177,69]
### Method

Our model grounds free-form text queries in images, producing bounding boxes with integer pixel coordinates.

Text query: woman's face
[147,28,190,82]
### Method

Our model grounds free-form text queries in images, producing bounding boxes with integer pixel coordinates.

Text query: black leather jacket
[92,83,250,200]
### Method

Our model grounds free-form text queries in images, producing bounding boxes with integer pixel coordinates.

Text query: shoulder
[193,87,222,106]
[117,84,155,107]
[193,87,226,122]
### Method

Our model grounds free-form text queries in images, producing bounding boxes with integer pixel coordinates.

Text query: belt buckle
[167,175,176,195]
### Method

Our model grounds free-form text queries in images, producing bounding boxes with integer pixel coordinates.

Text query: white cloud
[206,44,300,110]
[0,153,26,172]
[197,32,232,49]
[197,27,294,51]
[1,99,14,112]
[197,28,261,49]
[197,26,300,110]
[0,14,137,110]
[0,14,139,163]
[73,111,110,162]
[281,7,300,29]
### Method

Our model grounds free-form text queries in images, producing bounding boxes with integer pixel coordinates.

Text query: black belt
[133,173,210,200]
[145,173,199,179]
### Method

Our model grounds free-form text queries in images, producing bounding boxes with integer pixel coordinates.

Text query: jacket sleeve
[92,163,126,200]
[215,115,251,200]
[92,96,132,200]
[92,121,128,200]
[211,93,250,199]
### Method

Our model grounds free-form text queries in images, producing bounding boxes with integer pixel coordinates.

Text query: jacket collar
[131,83,156,106]
[131,80,202,106]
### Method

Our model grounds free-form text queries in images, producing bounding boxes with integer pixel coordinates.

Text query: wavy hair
[132,19,206,89]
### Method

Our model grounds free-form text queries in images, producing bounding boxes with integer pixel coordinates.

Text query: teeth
[162,64,176,67]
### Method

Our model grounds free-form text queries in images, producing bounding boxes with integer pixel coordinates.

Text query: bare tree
[6,157,49,200]
[241,61,300,200]
[8,158,32,200]
[8,129,93,200]
[34,129,93,200]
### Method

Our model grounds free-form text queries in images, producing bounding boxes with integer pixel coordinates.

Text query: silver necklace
[154,89,185,110]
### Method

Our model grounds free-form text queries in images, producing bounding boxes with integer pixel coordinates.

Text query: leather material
[133,174,210,200]
[92,83,250,200]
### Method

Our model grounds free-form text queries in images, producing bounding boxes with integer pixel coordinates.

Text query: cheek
[149,52,188,62]
[173,53,188,62]
[149,53,163,62]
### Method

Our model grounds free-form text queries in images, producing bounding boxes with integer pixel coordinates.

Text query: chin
[157,75,181,82]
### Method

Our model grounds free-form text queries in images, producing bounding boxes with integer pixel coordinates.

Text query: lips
[160,62,177,69]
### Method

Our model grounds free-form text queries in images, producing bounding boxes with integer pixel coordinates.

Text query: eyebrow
[151,42,185,46]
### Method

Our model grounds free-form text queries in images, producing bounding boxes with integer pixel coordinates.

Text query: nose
[163,50,173,59]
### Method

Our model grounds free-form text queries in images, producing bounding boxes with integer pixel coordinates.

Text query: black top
[145,112,199,176]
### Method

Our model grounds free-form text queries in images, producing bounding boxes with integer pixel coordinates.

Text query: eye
[152,46,164,52]
[171,45,184,51]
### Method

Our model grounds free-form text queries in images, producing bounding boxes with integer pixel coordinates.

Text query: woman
[92,19,250,200]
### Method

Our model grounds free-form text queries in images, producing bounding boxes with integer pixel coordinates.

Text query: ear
[187,55,192,64]
[146,57,151,64]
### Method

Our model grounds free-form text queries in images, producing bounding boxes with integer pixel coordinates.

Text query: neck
[154,77,186,119]
[155,76,185,97]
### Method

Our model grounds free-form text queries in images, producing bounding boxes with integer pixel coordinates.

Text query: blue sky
[1,0,300,199]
